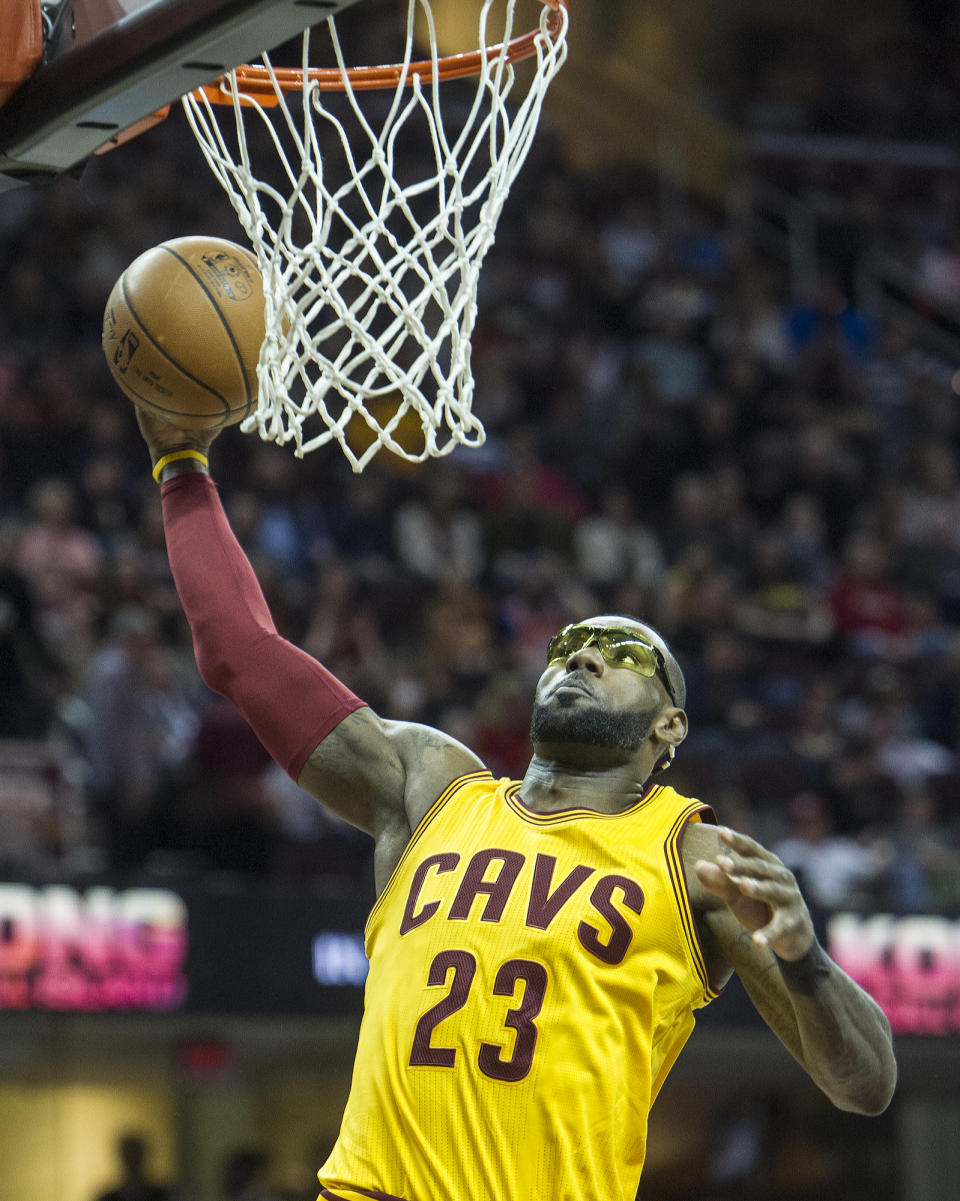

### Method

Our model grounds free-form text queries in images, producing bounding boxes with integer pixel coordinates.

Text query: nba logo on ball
[198,251,256,302]
[107,322,140,374]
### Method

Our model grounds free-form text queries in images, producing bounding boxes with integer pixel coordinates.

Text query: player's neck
[520,750,652,815]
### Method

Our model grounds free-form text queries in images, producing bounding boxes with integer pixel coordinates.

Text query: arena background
[0,1,958,1198]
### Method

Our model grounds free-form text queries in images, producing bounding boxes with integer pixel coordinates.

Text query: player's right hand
[135,407,220,466]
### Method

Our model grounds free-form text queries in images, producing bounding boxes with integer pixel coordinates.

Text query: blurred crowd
[0,47,959,919]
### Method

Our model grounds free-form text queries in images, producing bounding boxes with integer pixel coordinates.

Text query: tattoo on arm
[733,927,774,961]
[418,730,466,755]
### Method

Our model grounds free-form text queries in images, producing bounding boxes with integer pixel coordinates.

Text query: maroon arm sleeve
[160,472,367,780]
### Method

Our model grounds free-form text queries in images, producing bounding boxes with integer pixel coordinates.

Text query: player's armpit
[297,709,486,838]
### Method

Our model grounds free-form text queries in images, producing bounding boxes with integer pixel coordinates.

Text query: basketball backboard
[0,0,362,192]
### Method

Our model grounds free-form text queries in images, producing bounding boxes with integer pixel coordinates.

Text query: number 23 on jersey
[409,950,549,1083]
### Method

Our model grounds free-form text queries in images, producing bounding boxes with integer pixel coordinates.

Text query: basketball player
[137,411,896,1201]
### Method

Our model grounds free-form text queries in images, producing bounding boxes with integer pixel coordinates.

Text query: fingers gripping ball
[102,235,265,431]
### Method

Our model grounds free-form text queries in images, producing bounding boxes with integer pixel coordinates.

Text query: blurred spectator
[632,306,710,408]
[77,452,139,554]
[882,789,960,912]
[226,490,301,582]
[788,676,846,785]
[186,695,278,874]
[917,235,960,308]
[16,476,103,672]
[420,579,500,704]
[896,441,960,549]
[92,1131,177,1201]
[327,470,397,581]
[731,530,834,649]
[480,430,588,572]
[246,444,313,578]
[789,423,865,549]
[0,739,89,874]
[301,558,394,709]
[393,466,484,584]
[80,606,198,868]
[772,792,888,911]
[775,492,832,590]
[0,517,61,736]
[262,761,373,876]
[856,664,956,793]
[787,275,873,361]
[685,628,766,742]
[599,198,661,290]
[711,261,793,374]
[861,323,917,471]
[572,484,666,595]
[660,547,737,658]
[827,531,914,657]
[221,1147,282,1201]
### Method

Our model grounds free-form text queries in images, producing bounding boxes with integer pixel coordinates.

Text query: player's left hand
[694,827,815,961]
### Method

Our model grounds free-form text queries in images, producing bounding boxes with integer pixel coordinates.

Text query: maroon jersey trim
[505,780,664,824]
[320,1189,410,1201]
[665,802,721,1001]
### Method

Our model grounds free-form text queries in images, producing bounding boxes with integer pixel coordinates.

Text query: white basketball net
[181,0,569,471]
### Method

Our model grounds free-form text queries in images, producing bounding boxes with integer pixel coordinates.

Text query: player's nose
[564,645,605,676]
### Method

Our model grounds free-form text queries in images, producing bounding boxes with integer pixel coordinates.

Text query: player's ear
[653,707,687,750]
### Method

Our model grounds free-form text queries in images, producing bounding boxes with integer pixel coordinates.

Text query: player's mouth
[551,678,594,700]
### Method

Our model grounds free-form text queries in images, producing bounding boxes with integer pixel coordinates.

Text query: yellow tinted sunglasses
[547,624,675,701]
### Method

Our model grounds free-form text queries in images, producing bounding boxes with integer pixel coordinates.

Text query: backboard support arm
[0,0,361,191]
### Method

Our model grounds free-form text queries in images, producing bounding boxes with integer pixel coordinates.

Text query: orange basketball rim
[193,0,568,103]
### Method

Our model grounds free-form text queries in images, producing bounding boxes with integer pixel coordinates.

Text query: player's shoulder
[681,818,722,860]
[384,717,486,772]
[677,819,740,919]
[383,718,489,829]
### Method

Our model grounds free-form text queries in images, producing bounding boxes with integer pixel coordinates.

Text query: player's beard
[530,693,658,752]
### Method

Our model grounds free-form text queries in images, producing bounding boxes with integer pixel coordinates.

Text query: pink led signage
[0,884,188,1011]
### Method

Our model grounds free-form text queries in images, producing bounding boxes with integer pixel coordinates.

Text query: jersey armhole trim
[665,803,721,1003]
[365,770,493,936]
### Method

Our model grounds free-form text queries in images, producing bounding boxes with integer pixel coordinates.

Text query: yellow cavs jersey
[319,771,719,1201]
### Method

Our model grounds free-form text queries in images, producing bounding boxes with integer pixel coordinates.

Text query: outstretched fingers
[696,826,815,960]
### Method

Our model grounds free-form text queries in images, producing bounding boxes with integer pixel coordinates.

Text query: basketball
[101,235,266,430]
